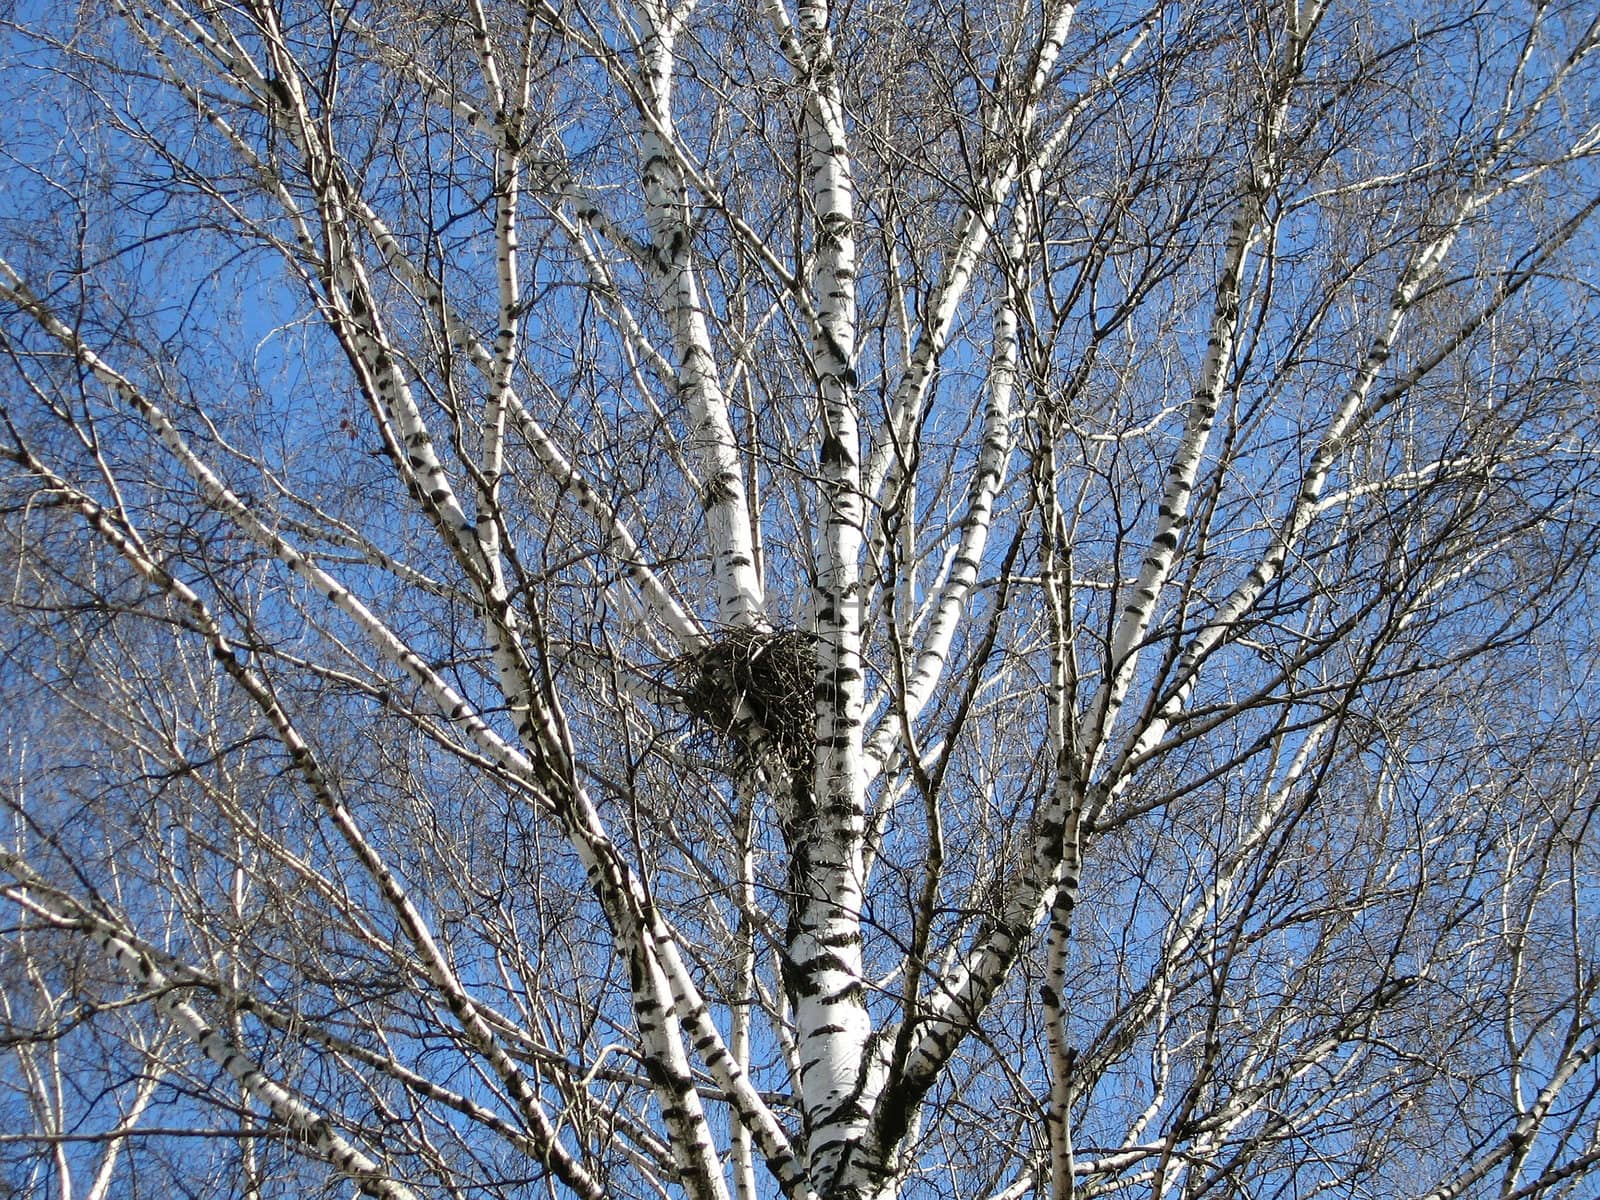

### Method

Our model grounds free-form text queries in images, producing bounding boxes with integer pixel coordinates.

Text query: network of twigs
[676,626,816,775]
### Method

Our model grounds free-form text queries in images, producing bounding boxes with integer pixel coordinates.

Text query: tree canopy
[3,1,1600,1198]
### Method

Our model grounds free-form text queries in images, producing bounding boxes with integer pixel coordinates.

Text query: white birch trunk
[787,1,878,1193]
[635,1,765,630]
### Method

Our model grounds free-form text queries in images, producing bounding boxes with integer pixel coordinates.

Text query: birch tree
[3,1,1600,1198]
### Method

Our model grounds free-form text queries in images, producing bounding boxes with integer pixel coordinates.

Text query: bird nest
[676,626,816,774]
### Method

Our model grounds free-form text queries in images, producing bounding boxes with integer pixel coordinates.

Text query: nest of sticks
[677,626,816,774]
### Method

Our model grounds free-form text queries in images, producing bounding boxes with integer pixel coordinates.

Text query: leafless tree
[2,1,1600,1198]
